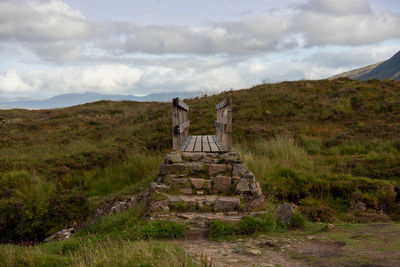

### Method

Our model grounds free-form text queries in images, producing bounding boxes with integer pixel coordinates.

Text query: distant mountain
[330,50,400,81]
[0,91,203,109]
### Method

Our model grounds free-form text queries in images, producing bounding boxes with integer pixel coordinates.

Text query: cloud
[0,70,37,93]
[299,0,372,15]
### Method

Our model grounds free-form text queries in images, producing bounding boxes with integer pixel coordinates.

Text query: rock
[212,175,232,193]
[44,228,75,242]
[221,152,243,163]
[196,190,204,195]
[182,152,204,161]
[213,197,240,211]
[250,182,263,197]
[208,164,226,175]
[236,178,250,193]
[160,163,189,175]
[245,248,262,256]
[180,188,193,195]
[163,174,177,181]
[232,163,246,176]
[190,178,207,189]
[150,182,169,192]
[275,202,294,223]
[250,196,265,211]
[111,201,126,213]
[243,171,256,183]
[165,153,183,164]
[187,162,206,172]
[150,200,169,212]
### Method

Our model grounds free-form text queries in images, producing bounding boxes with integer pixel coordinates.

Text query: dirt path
[172,223,400,267]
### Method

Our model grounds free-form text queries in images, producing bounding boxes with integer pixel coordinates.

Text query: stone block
[164,153,183,164]
[221,152,243,163]
[190,178,207,189]
[209,164,227,175]
[212,175,232,193]
[250,196,265,211]
[182,152,204,161]
[213,197,240,211]
[232,163,246,176]
[160,164,190,175]
[236,178,250,193]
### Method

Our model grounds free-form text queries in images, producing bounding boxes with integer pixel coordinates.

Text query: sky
[0,0,399,98]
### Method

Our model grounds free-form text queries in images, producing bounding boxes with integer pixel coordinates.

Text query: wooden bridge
[172,97,232,153]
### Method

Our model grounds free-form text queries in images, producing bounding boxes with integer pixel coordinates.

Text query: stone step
[167,194,241,212]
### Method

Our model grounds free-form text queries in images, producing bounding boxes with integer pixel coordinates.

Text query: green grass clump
[208,214,284,240]
[288,212,306,229]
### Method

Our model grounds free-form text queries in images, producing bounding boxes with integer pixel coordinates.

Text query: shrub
[136,221,188,239]
[300,206,335,223]
[288,212,306,229]
[208,219,236,239]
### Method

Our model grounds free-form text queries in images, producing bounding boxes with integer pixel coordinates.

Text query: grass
[0,240,198,267]
[0,78,399,265]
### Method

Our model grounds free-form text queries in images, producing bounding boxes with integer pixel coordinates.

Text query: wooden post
[172,98,190,150]
[215,97,232,151]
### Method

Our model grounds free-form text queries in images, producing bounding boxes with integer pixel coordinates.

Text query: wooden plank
[185,136,196,151]
[215,97,230,110]
[194,136,202,152]
[213,135,226,152]
[208,135,219,152]
[180,136,191,151]
[202,135,210,152]
[175,120,190,134]
[173,97,189,111]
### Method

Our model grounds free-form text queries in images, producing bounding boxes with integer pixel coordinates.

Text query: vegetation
[0,78,399,264]
[208,213,306,240]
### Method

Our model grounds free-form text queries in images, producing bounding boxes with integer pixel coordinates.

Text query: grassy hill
[1,78,400,244]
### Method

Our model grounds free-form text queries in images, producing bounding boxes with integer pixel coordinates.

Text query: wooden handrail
[172,97,190,150]
[215,97,232,151]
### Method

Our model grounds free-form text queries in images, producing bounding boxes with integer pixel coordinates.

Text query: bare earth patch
[172,223,400,267]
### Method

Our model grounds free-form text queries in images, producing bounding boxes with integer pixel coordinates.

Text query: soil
[172,223,400,267]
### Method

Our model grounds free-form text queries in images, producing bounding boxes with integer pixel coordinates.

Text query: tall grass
[0,240,198,267]
[237,136,315,185]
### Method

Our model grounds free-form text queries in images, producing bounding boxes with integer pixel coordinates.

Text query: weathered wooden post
[215,97,232,151]
[172,98,190,150]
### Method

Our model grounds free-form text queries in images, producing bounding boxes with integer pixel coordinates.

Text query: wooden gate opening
[172,97,232,153]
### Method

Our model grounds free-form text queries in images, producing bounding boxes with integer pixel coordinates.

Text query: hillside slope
[330,50,400,81]
[0,78,400,242]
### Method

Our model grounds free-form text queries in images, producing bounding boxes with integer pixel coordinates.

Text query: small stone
[245,248,261,256]
[275,202,294,223]
[190,178,207,189]
[209,164,226,175]
[196,190,204,195]
[165,153,183,164]
[236,178,250,193]
[212,175,232,193]
[327,223,335,230]
[232,163,246,176]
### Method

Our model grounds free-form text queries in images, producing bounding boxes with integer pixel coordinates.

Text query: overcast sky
[0,0,399,98]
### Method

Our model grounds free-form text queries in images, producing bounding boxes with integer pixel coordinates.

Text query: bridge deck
[180,135,226,152]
